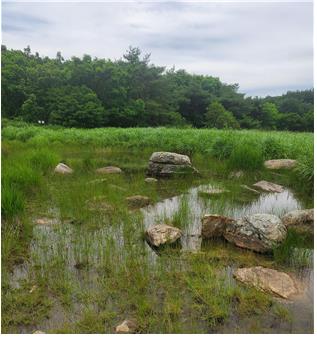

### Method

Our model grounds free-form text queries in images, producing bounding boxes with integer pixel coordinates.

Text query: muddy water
[10,182,313,333]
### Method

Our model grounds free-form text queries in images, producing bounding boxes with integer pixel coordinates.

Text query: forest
[1,45,314,131]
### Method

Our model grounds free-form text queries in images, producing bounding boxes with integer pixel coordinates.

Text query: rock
[264,159,297,170]
[199,188,230,196]
[240,185,260,194]
[202,214,235,238]
[96,166,122,174]
[34,217,58,226]
[126,195,151,208]
[115,319,137,333]
[234,266,298,299]
[149,152,191,165]
[145,177,158,183]
[33,331,46,334]
[224,213,287,253]
[145,224,182,247]
[282,209,314,233]
[147,152,199,177]
[253,180,284,193]
[54,163,73,174]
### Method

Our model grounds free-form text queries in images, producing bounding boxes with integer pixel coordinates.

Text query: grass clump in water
[228,141,263,171]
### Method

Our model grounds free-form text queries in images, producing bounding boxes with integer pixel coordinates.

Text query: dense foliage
[1,45,314,131]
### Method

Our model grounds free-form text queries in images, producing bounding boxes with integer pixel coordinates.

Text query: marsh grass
[1,127,313,334]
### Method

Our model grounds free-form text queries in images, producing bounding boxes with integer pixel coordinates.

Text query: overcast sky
[2,1,313,97]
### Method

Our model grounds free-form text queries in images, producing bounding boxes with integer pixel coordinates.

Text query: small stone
[253,180,284,193]
[115,319,137,334]
[33,330,46,334]
[145,224,182,247]
[234,266,298,299]
[126,195,151,208]
[54,163,73,175]
[264,159,297,170]
[145,177,158,183]
[96,166,122,174]
[201,214,235,238]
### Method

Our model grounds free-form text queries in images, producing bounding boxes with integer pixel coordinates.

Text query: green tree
[205,101,239,129]
[21,94,44,123]
[261,102,280,129]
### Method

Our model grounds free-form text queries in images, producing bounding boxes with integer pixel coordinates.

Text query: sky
[1,1,314,97]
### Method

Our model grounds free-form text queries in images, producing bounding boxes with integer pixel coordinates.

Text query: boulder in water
[202,214,235,238]
[145,224,182,247]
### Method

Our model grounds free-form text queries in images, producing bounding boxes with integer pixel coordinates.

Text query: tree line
[1,45,314,131]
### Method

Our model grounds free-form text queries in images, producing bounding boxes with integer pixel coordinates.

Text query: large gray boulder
[282,209,314,233]
[234,266,298,299]
[147,152,199,177]
[224,213,287,253]
[145,224,182,247]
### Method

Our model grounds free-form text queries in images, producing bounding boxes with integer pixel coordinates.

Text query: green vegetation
[1,124,313,333]
[2,45,314,131]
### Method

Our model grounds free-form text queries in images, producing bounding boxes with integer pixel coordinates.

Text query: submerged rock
[147,151,199,177]
[54,163,73,175]
[115,319,137,333]
[96,166,122,174]
[202,214,235,238]
[234,266,298,299]
[264,159,297,170]
[253,180,284,193]
[145,177,158,183]
[282,209,314,233]
[224,213,287,253]
[126,195,151,208]
[145,224,182,247]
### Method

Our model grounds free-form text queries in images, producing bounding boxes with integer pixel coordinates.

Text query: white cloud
[2,1,313,96]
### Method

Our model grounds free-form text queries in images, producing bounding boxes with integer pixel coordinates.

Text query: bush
[28,148,59,174]
[262,137,286,160]
[211,137,234,160]
[228,141,263,171]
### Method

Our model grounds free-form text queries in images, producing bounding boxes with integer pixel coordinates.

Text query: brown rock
[234,266,298,299]
[145,224,182,247]
[115,319,137,333]
[253,180,284,193]
[96,166,122,174]
[201,214,235,238]
[282,209,314,233]
[126,195,151,208]
[264,159,297,170]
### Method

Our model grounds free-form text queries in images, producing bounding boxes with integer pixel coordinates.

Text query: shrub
[228,141,263,171]
[211,137,234,160]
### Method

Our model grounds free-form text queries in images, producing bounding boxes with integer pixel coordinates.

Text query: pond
[7,153,314,334]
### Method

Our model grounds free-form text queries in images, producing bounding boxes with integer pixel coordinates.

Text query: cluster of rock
[147,152,199,177]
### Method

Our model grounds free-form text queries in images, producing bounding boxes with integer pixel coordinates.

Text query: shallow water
[9,179,313,333]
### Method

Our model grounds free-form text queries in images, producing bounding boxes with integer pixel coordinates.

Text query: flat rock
[149,152,191,165]
[201,214,235,238]
[145,224,182,247]
[224,213,287,253]
[115,319,137,333]
[96,166,122,174]
[126,195,151,208]
[145,177,158,183]
[234,266,298,299]
[264,159,297,170]
[282,209,314,233]
[54,163,73,175]
[253,180,284,193]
